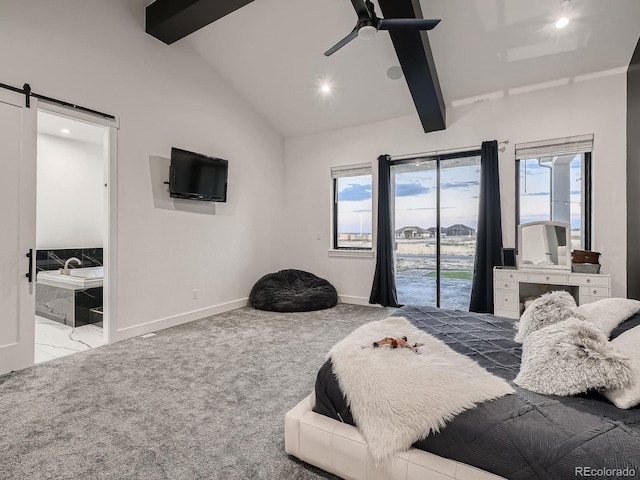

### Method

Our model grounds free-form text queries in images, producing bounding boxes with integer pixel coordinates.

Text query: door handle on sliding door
[26,249,33,283]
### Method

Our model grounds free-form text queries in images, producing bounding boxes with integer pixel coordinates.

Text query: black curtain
[369,154,400,307]
[470,141,502,313]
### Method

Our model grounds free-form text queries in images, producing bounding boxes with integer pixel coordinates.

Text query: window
[331,164,373,250]
[516,135,593,250]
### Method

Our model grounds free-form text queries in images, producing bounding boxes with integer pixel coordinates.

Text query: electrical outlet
[192,289,198,299]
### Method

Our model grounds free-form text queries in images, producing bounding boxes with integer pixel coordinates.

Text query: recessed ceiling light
[321,84,331,94]
[61,128,72,134]
[556,0,571,29]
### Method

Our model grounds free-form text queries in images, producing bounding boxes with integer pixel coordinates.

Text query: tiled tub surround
[36,248,103,272]
[36,285,103,328]
[35,248,103,328]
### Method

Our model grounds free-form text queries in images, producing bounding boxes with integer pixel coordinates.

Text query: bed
[285,306,640,480]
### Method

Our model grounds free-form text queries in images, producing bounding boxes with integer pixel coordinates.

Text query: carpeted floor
[0,304,394,480]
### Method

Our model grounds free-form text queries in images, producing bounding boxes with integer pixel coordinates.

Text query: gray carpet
[0,304,394,480]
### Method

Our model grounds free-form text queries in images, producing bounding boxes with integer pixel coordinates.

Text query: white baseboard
[114,298,248,342]
[338,295,379,307]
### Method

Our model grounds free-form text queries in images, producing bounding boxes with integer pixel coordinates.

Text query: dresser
[493,267,611,319]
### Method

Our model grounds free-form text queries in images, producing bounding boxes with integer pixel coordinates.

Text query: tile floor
[35,315,107,364]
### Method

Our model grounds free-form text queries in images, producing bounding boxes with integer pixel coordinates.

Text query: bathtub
[37,267,103,290]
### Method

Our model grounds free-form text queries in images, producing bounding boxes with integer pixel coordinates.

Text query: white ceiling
[38,110,107,145]
[181,0,640,138]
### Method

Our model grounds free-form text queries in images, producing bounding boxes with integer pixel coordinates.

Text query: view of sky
[519,154,582,228]
[336,154,584,235]
[336,159,481,234]
[336,175,373,234]
[394,162,480,231]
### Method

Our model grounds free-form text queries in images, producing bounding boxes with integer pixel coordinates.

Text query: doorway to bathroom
[33,108,112,363]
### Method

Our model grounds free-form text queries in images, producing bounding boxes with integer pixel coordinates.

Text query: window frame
[390,149,481,308]
[331,164,373,251]
[515,151,592,251]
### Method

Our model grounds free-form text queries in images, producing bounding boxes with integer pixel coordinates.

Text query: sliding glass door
[393,161,438,306]
[392,153,480,309]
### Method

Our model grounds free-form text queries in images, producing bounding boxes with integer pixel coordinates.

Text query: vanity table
[493,267,610,319]
[494,221,610,319]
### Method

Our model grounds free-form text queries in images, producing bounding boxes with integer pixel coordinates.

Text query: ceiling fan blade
[324,28,359,57]
[350,0,370,18]
[378,18,441,31]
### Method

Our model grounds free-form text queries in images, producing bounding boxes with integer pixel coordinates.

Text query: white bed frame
[285,393,507,480]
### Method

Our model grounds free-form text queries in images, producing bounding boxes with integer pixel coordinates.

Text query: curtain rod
[390,140,509,161]
[0,82,115,120]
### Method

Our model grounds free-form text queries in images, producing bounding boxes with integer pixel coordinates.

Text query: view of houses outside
[334,154,583,310]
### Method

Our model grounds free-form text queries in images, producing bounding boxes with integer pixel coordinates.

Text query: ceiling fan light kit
[358,25,377,40]
[324,0,440,56]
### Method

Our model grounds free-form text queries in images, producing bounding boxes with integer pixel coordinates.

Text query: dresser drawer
[494,289,519,312]
[580,286,610,297]
[572,274,610,287]
[529,272,569,284]
[494,280,518,290]
[495,270,529,282]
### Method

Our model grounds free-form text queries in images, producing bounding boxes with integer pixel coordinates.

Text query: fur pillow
[515,318,632,396]
[602,325,640,409]
[577,298,640,337]
[514,291,585,343]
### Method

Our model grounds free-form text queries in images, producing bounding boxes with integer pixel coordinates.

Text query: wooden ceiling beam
[146,0,254,45]
[377,0,446,133]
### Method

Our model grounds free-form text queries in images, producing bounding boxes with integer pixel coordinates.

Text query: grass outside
[425,271,473,280]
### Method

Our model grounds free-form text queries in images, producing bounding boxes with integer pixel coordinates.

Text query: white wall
[36,134,104,249]
[0,0,285,339]
[284,72,628,300]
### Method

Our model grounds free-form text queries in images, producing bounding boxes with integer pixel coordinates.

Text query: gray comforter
[313,306,640,480]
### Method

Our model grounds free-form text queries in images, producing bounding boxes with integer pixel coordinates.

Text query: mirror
[518,221,571,270]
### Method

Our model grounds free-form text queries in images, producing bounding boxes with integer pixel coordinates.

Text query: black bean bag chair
[249,269,338,312]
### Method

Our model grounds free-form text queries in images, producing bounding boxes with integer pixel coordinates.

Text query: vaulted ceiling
[154,0,640,138]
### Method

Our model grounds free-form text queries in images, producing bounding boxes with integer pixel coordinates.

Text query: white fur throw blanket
[328,316,514,464]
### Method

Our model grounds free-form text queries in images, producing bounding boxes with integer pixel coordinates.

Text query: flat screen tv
[169,147,228,202]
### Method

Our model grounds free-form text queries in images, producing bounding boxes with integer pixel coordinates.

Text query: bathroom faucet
[61,257,82,275]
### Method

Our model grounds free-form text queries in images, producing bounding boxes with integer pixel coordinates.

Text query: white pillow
[602,325,640,409]
[514,291,584,343]
[514,318,632,396]
[577,298,640,336]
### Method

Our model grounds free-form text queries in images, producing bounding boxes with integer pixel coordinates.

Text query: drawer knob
[509,274,513,278]
[587,279,591,283]
[593,290,597,295]
[505,283,508,288]
[546,276,550,281]
[505,298,508,302]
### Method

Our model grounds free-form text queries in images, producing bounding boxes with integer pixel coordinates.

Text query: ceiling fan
[325,0,441,56]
